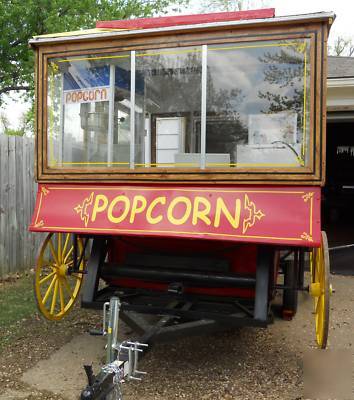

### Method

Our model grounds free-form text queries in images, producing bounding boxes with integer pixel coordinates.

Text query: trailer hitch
[80,297,148,400]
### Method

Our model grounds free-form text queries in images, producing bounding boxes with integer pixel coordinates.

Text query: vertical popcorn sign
[64,86,110,104]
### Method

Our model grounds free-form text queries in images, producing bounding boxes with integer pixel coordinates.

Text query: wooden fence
[0,135,42,277]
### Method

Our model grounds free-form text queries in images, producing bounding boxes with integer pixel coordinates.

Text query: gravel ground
[0,273,353,400]
[0,305,102,400]
[123,274,354,400]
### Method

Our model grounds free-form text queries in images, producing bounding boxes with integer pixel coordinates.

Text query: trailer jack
[80,297,148,400]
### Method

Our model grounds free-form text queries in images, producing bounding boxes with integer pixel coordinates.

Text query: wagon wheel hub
[58,263,68,278]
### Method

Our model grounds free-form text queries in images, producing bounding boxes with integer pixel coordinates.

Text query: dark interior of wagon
[323,119,354,274]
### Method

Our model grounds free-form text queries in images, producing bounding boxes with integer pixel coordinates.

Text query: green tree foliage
[0,0,187,103]
[258,45,307,119]
[0,112,24,135]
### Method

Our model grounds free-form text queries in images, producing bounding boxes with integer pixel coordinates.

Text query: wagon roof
[29,9,335,47]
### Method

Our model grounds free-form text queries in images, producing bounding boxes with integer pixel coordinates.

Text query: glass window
[134,46,202,168]
[47,53,131,168]
[205,39,311,168]
[46,38,311,171]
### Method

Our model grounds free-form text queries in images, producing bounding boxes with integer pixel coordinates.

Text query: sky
[270,0,353,40]
[1,0,353,131]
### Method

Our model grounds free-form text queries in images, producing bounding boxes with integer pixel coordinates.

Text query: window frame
[35,21,327,185]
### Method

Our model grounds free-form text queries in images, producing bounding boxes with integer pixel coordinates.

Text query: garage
[324,55,354,274]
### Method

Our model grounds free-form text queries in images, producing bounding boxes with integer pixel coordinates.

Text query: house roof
[328,56,354,78]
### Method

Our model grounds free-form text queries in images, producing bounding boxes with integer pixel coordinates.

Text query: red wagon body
[29,9,334,349]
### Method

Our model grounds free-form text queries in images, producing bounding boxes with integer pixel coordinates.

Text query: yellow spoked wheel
[309,231,332,349]
[34,232,85,321]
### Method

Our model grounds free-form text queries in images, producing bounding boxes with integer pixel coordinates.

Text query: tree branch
[10,39,23,47]
[0,85,31,95]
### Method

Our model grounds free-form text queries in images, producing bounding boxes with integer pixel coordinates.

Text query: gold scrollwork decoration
[301,232,313,242]
[294,41,307,54]
[74,192,94,227]
[242,194,265,234]
[302,192,314,202]
[41,186,50,196]
[34,220,45,228]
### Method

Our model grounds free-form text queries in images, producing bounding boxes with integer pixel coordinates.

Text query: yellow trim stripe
[54,41,303,63]
[33,225,304,242]
[47,186,306,194]
[309,195,313,235]
[59,161,300,167]
[302,42,308,158]
[34,28,126,39]
[48,39,309,169]
[48,66,56,166]
[34,192,44,225]
[208,42,302,52]
[58,53,130,63]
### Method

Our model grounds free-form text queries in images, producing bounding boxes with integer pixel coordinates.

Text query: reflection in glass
[206,39,310,168]
[46,39,311,171]
[135,47,202,167]
[47,53,131,168]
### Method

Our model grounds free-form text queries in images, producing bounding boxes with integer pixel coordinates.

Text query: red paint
[109,236,258,275]
[96,9,275,30]
[29,183,321,247]
[104,237,258,297]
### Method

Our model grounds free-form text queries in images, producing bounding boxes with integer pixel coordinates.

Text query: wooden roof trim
[29,11,335,47]
[96,9,275,30]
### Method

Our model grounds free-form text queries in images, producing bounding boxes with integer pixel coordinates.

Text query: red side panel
[109,236,257,275]
[29,183,321,247]
[107,237,258,298]
[96,9,275,30]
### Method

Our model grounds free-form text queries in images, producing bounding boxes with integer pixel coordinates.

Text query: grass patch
[0,273,37,349]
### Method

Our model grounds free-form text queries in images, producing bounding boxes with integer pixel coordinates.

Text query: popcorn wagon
[29,8,334,398]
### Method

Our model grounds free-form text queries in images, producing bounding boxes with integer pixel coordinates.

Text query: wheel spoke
[310,251,315,282]
[315,252,320,279]
[319,251,325,289]
[50,279,59,315]
[62,277,74,300]
[64,245,74,264]
[316,301,323,335]
[317,256,322,282]
[62,233,70,263]
[49,239,60,266]
[39,270,56,285]
[58,279,65,313]
[316,295,322,314]
[58,233,62,264]
[42,275,57,304]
